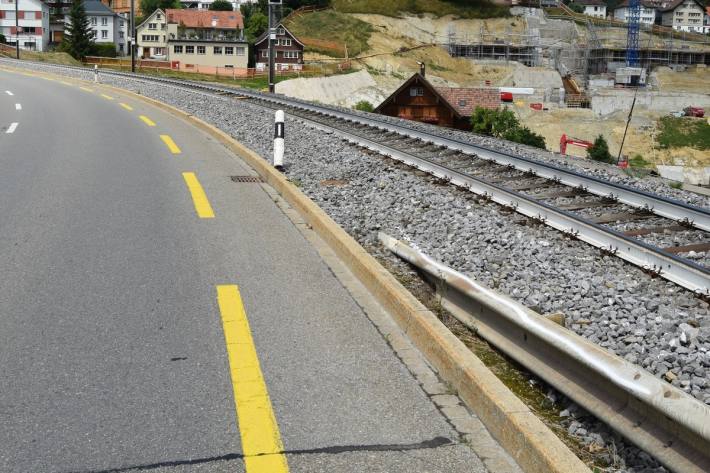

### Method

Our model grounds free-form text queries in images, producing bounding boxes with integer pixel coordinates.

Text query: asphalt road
[0,69,488,473]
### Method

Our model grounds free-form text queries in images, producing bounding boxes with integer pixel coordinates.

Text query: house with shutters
[577,0,607,18]
[374,69,500,131]
[165,9,247,69]
[613,0,660,25]
[81,0,125,53]
[660,0,707,32]
[254,23,304,71]
[0,0,49,51]
[136,8,168,59]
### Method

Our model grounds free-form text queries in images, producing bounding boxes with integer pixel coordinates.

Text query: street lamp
[267,0,281,93]
[15,0,19,59]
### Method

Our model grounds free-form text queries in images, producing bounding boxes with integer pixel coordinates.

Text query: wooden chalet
[254,23,305,70]
[374,70,500,130]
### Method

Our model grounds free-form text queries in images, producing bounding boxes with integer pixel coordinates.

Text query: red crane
[559,134,592,155]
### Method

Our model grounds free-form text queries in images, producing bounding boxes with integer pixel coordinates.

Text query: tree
[139,0,181,19]
[471,106,547,150]
[245,11,268,41]
[354,100,374,112]
[62,0,94,59]
[0,33,6,44]
[587,135,613,163]
[502,126,546,150]
[209,0,233,10]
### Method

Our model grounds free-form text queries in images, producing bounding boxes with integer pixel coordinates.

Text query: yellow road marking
[160,135,181,154]
[182,172,214,218]
[60,81,72,86]
[42,77,55,81]
[80,87,94,92]
[216,285,289,473]
[120,103,134,111]
[101,93,114,100]
[139,115,156,127]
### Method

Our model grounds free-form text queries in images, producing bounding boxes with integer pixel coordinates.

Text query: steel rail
[380,232,710,473]
[281,115,710,294]
[4,60,708,292]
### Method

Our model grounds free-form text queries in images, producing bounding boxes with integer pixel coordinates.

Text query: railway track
[5,60,710,295]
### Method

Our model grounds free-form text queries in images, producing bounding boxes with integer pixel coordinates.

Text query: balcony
[170,30,244,43]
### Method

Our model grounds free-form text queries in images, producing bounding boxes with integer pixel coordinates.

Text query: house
[104,0,142,17]
[82,0,125,53]
[613,0,659,25]
[660,0,707,32]
[254,23,304,71]
[0,0,49,51]
[180,0,257,11]
[136,8,167,59]
[165,9,247,69]
[577,0,607,18]
[373,70,500,131]
[704,6,710,33]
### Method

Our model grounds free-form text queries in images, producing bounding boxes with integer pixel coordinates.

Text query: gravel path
[8,60,709,472]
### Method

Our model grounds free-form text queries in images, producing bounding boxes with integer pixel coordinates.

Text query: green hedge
[89,43,118,58]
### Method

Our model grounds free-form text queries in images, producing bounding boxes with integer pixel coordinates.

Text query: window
[277,27,285,35]
[101,30,108,39]
[224,46,233,55]
[458,99,467,107]
[224,64,234,68]
[101,17,107,26]
[119,31,124,38]
[154,47,165,55]
[235,46,245,56]
[214,46,222,54]
[90,17,97,25]
[120,21,124,27]
[156,13,162,19]
[283,50,299,59]
[261,49,268,58]
[197,45,205,54]
[185,45,194,54]
[410,87,424,97]
[280,38,291,46]
[141,34,159,41]
[173,45,182,53]
[148,23,157,29]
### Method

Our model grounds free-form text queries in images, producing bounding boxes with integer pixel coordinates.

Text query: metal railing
[381,232,710,473]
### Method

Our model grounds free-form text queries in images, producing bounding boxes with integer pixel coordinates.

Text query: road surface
[0,68,491,473]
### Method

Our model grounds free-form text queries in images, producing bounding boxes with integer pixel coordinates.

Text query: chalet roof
[165,9,243,29]
[614,0,661,9]
[435,87,496,116]
[84,0,116,15]
[254,23,305,47]
[659,0,704,12]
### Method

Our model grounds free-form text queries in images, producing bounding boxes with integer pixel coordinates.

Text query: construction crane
[626,0,641,66]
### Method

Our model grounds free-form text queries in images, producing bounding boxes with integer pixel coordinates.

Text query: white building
[180,0,257,11]
[0,0,49,51]
[135,8,167,59]
[660,0,707,32]
[84,0,125,53]
[613,0,659,25]
[578,0,607,18]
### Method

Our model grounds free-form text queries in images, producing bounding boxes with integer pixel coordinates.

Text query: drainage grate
[230,175,264,183]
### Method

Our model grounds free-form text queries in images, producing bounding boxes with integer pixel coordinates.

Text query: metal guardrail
[380,232,710,473]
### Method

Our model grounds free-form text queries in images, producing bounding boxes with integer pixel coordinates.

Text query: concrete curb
[21,67,589,473]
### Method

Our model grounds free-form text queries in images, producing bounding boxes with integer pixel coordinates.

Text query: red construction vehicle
[684,106,705,118]
[559,134,592,155]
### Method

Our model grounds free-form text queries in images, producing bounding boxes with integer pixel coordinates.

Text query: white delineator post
[274,110,285,170]
[94,64,99,83]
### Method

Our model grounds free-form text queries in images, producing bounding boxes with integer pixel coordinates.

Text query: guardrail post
[94,64,98,83]
[274,110,285,170]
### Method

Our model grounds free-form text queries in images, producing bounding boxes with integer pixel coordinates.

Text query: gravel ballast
[6,61,709,472]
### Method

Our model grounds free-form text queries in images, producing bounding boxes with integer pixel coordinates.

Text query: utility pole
[130,0,135,72]
[267,0,281,93]
[15,0,19,59]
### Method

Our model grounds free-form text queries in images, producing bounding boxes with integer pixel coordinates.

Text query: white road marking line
[5,90,14,96]
[6,122,18,134]
[15,103,22,110]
